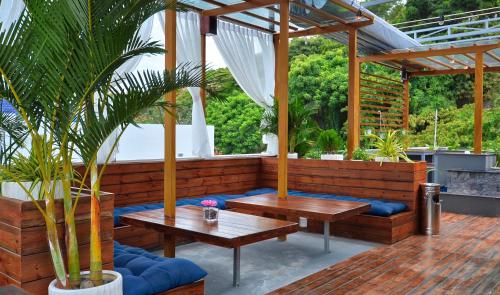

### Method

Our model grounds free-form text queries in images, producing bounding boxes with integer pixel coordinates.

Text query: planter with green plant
[368,131,412,164]
[261,97,318,158]
[0,1,205,294]
[317,129,344,160]
[351,148,371,161]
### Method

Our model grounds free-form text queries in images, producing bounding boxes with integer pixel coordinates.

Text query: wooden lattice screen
[360,72,407,133]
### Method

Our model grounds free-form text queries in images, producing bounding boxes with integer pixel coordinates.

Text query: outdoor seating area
[0,0,498,294]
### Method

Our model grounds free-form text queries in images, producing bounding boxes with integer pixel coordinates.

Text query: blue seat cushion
[114,194,244,225]
[114,188,408,226]
[114,242,207,295]
[244,188,408,217]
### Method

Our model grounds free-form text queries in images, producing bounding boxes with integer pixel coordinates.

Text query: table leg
[324,221,331,253]
[277,214,287,241]
[233,247,241,287]
[164,234,175,258]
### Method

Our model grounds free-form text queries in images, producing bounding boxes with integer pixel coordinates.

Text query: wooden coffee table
[120,205,298,287]
[226,194,371,253]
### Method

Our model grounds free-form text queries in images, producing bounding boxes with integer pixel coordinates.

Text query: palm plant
[317,129,343,154]
[261,96,318,156]
[0,0,205,290]
[368,130,412,164]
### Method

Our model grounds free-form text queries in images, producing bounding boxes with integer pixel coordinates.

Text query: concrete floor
[156,232,379,295]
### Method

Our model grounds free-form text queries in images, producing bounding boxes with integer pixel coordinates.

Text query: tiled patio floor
[269,213,499,295]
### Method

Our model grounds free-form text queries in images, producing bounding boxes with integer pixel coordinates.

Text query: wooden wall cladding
[80,157,262,208]
[0,190,114,295]
[260,158,426,244]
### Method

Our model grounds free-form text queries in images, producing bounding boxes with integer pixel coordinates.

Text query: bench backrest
[79,157,261,208]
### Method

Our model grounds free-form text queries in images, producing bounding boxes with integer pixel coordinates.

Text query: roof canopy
[185,0,419,54]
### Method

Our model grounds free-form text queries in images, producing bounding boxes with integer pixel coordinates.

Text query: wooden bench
[260,158,427,244]
[93,156,425,248]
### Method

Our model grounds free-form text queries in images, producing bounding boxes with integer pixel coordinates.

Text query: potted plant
[317,129,344,160]
[0,1,205,294]
[368,131,412,164]
[1,147,64,201]
[261,97,318,158]
[352,148,370,161]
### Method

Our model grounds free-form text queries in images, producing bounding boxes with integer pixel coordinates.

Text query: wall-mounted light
[356,9,363,20]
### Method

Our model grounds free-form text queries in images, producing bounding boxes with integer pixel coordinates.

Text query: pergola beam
[287,23,349,38]
[409,66,500,77]
[203,0,280,17]
[425,56,456,69]
[203,0,298,31]
[358,43,499,63]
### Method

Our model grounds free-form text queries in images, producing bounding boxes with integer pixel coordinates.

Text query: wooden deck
[269,213,499,295]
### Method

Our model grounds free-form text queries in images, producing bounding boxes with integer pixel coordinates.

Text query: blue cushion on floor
[114,242,207,295]
[114,188,408,226]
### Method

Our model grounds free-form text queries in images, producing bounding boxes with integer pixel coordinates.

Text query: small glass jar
[203,207,219,223]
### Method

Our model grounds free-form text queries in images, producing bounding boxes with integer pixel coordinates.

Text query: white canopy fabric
[323,0,421,54]
[158,12,213,158]
[213,21,275,110]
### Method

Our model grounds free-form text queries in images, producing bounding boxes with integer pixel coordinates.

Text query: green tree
[206,93,264,154]
[289,39,348,131]
[408,104,500,150]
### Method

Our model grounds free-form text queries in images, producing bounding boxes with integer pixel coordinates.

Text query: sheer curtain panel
[159,12,212,158]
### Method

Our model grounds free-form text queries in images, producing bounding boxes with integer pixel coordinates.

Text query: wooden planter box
[0,189,114,295]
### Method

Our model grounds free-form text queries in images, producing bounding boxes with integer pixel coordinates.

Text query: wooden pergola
[358,41,499,154]
[160,0,499,256]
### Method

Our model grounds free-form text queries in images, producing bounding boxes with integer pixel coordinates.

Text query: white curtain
[159,12,212,158]
[0,0,24,33]
[213,21,275,110]
[213,21,276,154]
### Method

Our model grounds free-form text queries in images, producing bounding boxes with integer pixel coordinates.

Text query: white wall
[115,124,215,160]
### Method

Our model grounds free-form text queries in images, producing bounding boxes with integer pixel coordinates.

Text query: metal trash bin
[420,183,441,235]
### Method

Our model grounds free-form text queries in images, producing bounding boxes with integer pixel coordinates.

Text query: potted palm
[317,129,344,160]
[368,131,412,164]
[261,97,318,158]
[0,1,204,294]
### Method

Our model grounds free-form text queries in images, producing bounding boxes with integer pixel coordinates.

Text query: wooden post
[164,5,176,258]
[200,33,207,112]
[277,0,289,199]
[347,28,360,159]
[474,52,484,154]
[402,78,410,130]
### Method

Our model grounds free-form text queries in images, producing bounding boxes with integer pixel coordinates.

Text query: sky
[137,17,227,72]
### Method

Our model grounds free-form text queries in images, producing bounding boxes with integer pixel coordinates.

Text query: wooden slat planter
[260,158,427,244]
[0,190,114,295]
